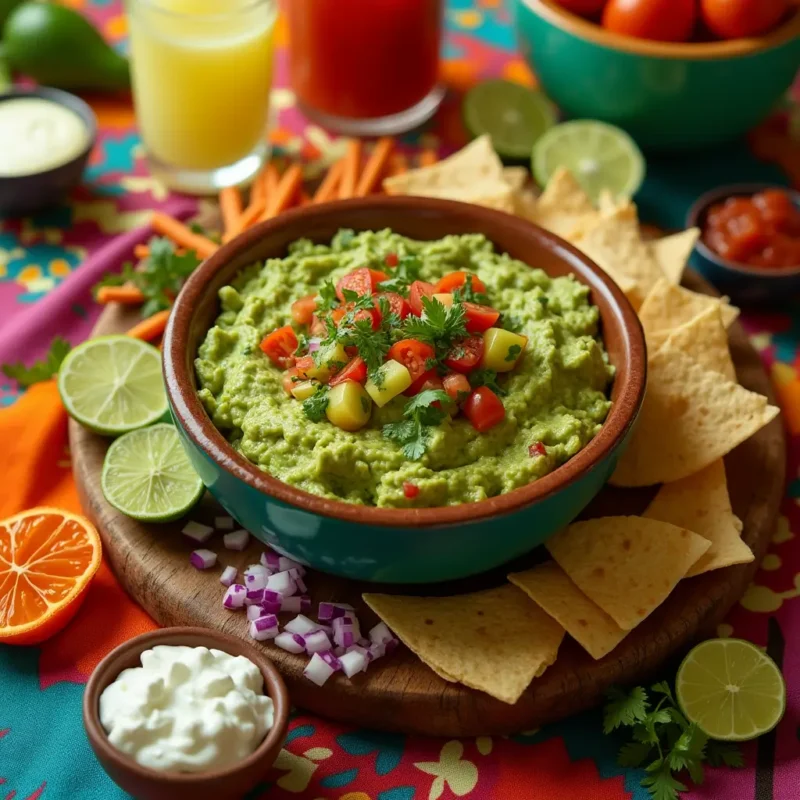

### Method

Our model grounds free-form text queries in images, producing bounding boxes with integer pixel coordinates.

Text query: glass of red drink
[285,0,445,135]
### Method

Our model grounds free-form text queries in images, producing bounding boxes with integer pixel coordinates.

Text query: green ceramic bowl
[514,0,800,151]
[163,197,646,584]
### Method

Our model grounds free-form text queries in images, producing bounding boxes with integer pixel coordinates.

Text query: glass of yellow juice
[126,0,276,194]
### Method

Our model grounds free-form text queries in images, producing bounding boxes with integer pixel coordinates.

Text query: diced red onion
[258,552,276,573]
[182,521,214,544]
[275,631,306,654]
[316,622,333,635]
[214,516,234,531]
[369,622,394,645]
[281,595,311,614]
[223,583,246,609]
[284,614,318,635]
[318,602,354,622]
[244,588,265,605]
[262,589,283,605]
[333,614,358,630]
[339,650,368,678]
[279,556,304,574]
[368,642,386,660]
[357,637,371,648]
[190,549,217,570]
[304,652,334,686]
[319,650,342,671]
[249,617,279,642]
[385,637,400,654]
[219,565,238,587]
[262,550,281,570]
[304,630,332,654]
[307,338,322,353]
[333,645,346,657]
[252,613,278,631]
[333,627,356,648]
[246,604,265,622]
[260,600,282,615]
[244,564,269,590]
[266,571,297,597]
[223,529,250,551]
[289,569,308,594]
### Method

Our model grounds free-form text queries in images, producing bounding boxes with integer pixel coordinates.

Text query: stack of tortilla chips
[369,138,779,705]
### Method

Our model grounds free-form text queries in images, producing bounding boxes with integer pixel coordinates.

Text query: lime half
[102,423,204,522]
[58,335,167,436]
[676,638,786,741]
[463,79,556,161]
[532,120,645,202]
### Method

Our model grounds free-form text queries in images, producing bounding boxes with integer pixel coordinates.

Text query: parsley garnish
[2,337,72,388]
[452,274,489,305]
[505,344,522,362]
[603,682,743,800]
[316,280,339,312]
[382,389,451,460]
[377,256,422,295]
[93,237,201,318]
[470,369,506,396]
[302,385,329,422]
[403,297,467,347]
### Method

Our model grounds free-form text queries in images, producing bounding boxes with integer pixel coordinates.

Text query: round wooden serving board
[71,272,785,737]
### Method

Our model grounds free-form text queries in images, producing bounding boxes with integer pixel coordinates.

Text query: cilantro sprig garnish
[452,274,489,305]
[382,389,451,460]
[377,256,422,296]
[302,384,329,422]
[401,296,469,374]
[315,280,339,312]
[2,337,72,388]
[603,682,742,800]
[93,237,201,318]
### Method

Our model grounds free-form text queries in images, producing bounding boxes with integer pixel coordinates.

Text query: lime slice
[676,638,786,741]
[58,335,167,436]
[532,120,645,202]
[102,423,204,522]
[463,79,556,161]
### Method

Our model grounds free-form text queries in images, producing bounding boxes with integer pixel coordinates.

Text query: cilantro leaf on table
[706,741,744,769]
[603,686,649,734]
[377,255,422,295]
[2,337,72,388]
[302,385,329,422]
[641,766,688,800]
[383,389,450,460]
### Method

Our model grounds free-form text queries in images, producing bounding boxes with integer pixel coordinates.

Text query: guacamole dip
[196,229,613,507]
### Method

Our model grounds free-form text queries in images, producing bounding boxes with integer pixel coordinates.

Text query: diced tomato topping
[344,345,359,358]
[309,314,328,337]
[389,339,436,384]
[408,280,436,316]
[291,294,317,326]
[329,356,367,387]
[374,291,410,323]
[443,372,471,404]
[294,355,317,380]
[385,252,399,268]
[260,325,298,369]
[463,387,505,433]
[528,441,547,458]
[331,303,380,330]
[369,268,390,287]
[435,271,486,295]
[463,302,500,333]
[405,368,437,397]
[444,336,484,374]
[282,367,300,395]
[403,481,420,499]
[336,267,386,301]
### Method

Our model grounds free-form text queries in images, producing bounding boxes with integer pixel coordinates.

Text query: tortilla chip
[502,166,529,191]
[611,346,779,487]
[363,585,565,704]
[651,228,700,285]
[638,279,739,336]
[643,459,754,577]
[528,167,599,241]
[546,516,710,630]
[653,305,736,381]
[509,561,628,659]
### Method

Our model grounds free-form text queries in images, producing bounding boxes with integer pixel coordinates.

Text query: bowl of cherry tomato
[514,0,800,150]
[686,184,800,306]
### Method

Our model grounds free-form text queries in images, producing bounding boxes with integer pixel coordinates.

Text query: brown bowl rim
[164,195,646,528]
[521,0,800,61]
[82,626,290,786]
[686,182,800,278]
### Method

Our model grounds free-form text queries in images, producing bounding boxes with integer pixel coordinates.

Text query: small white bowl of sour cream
[0,87,97,216]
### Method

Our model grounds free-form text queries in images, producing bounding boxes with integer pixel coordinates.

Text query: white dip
[0,97,90,177]
[99,645,274,773]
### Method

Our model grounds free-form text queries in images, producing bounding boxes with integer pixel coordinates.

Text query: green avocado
[3,2,130,91]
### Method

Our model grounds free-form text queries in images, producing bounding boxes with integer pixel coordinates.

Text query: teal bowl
[163,197,645,584]
[514,0,800,151]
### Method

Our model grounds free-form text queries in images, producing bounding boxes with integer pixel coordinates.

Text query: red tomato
[282,367,300,395]
[602,0,697,42]
[374,291,411,323]
[442,372,471,404]
[291,294,317,326]
[408,280,436,316]
[309,314,328,337]
[335,267,388,301]
[389,339,435,383]
[331,303,380,331]
[294,355,316,380]
[556,0,607,15]
[405,368,437,397]
[463,302,500,333]
[434,271,487,295]
[260,325,298,368]
[329,356,367,387]
[385,252,399,267]
[528,441,547,458]
[753,189,799,233]
[463,387,505,433]
[444,336,484,374]
[700,0,788,39]
[403,481,420,499]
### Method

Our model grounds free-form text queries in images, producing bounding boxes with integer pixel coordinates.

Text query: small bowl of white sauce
[0,87,97,216]
[83,627,290,800]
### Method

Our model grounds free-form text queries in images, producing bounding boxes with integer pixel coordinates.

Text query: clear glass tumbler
[126,0,277,194]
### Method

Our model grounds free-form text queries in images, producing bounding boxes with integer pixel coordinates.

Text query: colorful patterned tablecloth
[2,2,800,798]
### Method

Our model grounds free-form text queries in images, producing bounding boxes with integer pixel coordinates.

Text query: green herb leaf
[316,280,339,312]
[603,686,650,734]
[295,333,309,356]
[302,385,329,422]
[452,274,489,305]
[705,741,744,769]
[618,741,656,768]
[2,337,72,388]
[403,296,467,346]
[505,344,522,362]
[377,255,422,295]
[382,389,450,460]
[470,369,506,396]
[641,765,687,800]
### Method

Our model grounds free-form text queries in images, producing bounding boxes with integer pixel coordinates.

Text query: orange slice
[0,507,102,645]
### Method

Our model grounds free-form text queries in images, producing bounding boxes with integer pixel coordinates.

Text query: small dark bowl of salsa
[687,184,800,307]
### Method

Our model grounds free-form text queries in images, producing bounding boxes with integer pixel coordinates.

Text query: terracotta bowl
[163,196,646,583]
[83,627,290,800]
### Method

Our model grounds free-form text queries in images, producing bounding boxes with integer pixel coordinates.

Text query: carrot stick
[262,162,280,200]
[97,285,146,305]
[219,186,243,238]
[387,151,409,177]
[126,309,171,342]
[261,164,304,221]
[338,139,362,199]
[355,137,395,197]
[418,148,438,167]
[224,200,267,241]
[150,212,218,259]
[312,159,344,204]
[299,190,311,207]
[134,244,150,260]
